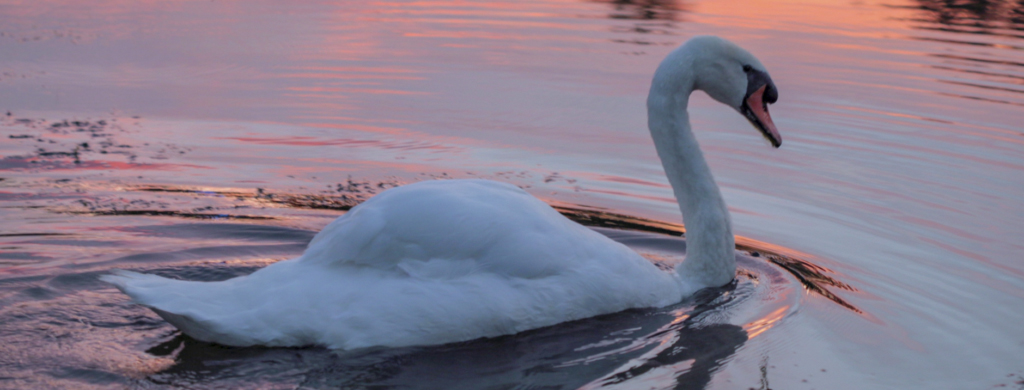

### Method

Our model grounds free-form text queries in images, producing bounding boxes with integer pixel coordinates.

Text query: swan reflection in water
[144,284,747,390]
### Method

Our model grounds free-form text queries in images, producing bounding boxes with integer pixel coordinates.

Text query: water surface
[1,0,1023,388]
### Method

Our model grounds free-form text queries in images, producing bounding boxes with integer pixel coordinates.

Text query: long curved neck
[647,57,736,289]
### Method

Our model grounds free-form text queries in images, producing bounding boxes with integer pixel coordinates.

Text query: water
[1,0,1022,388]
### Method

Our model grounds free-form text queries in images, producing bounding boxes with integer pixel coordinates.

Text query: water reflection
[578,296,747,390]
[912,0,1024,30]
[588,0,689,21]
[143,287,746,389]
[588,0,687,46]
[894,0,1024,108]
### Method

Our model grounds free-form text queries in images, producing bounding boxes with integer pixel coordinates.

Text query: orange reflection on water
[734,234,817,263]
[743,305,790,339]
[697,0,911,35]
[368,0,573,12]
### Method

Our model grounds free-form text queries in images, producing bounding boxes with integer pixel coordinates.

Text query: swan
[101,35,781,350]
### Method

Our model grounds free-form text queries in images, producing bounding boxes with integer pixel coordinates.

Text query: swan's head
[685,36,781,148]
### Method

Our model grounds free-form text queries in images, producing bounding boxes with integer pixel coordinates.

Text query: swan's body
[106,180,684,349]
[102,36,781,349]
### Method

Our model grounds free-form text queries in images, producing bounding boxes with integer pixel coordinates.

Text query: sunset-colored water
[1,0,1023,388]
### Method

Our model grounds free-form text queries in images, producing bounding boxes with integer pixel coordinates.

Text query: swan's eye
[742,65,753,72]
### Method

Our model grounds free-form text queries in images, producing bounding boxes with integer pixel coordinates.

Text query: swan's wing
[296,180,621,279]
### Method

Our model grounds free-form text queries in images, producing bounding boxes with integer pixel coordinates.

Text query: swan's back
[104,180,684,349]
[305,180,635,278]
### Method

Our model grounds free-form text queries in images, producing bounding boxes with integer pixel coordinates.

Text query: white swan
[102,35,781,350]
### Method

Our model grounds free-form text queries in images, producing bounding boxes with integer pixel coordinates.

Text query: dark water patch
[130,180,401,212]
[931,53,1024,69]
[119,223,315,243]
[0,155,198,172]
[1,114,206,174]
[763,254,860,313]
[0,191,82,202]
[144,264,267,283]
[596,226,687,249]
[18,286,60,300]
[585,0,685,49]
[908,0,1024,27]
[0,251,52,260]
[280,194,359,210]
[922,25,1024,41]
[37,149,81,159]
[48,271,120,292]
[556,205,688,237]
[144,335,303,386]
[134,185,251,197]
[588,0,688,21]
[47,119,110,134]
[0,232,71,238]
[0,274,48,288]
[70,209,275,220]
[18,239,124,248]
[894,0,1024,110]
[285,177,401,209]
[581,323,746,390]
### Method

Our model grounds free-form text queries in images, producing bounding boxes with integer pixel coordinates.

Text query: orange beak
[743,84,781,148]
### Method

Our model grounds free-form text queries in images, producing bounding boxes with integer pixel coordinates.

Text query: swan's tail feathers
[99,270,251,346]
[99,269,167,296]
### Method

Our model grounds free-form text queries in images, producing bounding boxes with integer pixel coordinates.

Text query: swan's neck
[647,63,736,288]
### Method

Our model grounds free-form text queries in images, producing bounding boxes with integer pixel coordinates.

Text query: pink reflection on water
[296,122,411,135]
[584,187,676,204]
[0,157,210,172]
[269,157,441,176]
[220,136,462,152]
[570,171,671,189]
[285,86,430,95]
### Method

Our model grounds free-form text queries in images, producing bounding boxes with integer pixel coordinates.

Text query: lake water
[1,0,1023,388]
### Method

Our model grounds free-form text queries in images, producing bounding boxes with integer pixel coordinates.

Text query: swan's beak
[742,84,781,148]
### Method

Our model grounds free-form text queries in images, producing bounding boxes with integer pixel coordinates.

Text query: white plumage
[104,180,682,349]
